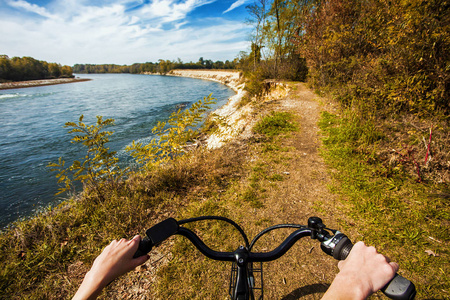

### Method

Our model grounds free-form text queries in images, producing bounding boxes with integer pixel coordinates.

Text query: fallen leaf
[136,264,148,272]
[425,250,439,257]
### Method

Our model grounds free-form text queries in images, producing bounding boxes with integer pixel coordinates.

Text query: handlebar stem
[233,246,252,300]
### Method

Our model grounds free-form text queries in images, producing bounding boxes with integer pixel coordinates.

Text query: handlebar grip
[133,218,180,258]
[333,237,416,300]
[133,236,153,258]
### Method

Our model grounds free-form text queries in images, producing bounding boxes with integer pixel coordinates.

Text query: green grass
[253,111,298,137]
[318,110,450,299]
[155,109,301,299]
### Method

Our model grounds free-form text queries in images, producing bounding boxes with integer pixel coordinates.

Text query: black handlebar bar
[133,216,416,300]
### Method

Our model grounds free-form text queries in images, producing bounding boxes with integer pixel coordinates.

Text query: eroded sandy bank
[169,69,252,149]
[168,69,290,149]
[168,69,242,92]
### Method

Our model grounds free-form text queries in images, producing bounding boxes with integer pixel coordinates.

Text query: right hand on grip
[333,236,416,300]
[133,236,153,258]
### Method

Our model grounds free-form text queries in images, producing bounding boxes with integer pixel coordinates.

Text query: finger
[129,235,141,248]
[337,260,345,270]
[121,235,141,257]
[133,254,150,266]
[125,235,140,246]
[389,262,399,273]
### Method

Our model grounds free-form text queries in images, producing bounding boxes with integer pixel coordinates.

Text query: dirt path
[236,82,345,299]
[103,82,358,299]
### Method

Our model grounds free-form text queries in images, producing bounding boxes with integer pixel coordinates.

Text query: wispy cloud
[223,0,249,14]
[0,0,250,65]
[6,0,56,19]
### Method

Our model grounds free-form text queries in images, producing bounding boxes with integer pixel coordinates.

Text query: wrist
[323,272,371,300]
[72,271,108,300]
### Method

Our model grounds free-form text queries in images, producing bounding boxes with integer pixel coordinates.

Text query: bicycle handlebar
[134,216,416,300]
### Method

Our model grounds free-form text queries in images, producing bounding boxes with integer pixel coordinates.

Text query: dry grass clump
[375,115,450,185]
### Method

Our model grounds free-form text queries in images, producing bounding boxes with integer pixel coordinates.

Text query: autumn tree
[0,55,74,81]
[244,0,311,80]
[296,0,449,115]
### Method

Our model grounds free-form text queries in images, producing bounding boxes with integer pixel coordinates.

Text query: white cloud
[133,0,215,25]
[0,0,250,65]
[6,0,57,19]
[223,0,248,14]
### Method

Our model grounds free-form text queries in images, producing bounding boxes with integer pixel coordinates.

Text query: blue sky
[0,0,254,65]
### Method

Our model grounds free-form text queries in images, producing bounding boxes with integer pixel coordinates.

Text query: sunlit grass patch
[319,109,450,299]
[253,111,298,137]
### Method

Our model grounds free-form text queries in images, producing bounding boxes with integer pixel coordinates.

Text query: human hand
[322,241,399,300]
[73,235,149,300]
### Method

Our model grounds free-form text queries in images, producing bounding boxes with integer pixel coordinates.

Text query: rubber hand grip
[334,237,416,300]
[133,236,152,258]
[133,218,180,258]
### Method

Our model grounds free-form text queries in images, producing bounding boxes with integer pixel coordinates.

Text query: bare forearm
[72,271,107,300]
[72,236,149,300]
[321,272,368,300]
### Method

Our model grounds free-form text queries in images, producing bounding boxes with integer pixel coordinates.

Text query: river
[0,73,235,228]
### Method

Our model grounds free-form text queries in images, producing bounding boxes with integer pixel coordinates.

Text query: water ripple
[0,73,234,227]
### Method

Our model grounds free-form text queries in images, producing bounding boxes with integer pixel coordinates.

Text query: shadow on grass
[280,283,329,300]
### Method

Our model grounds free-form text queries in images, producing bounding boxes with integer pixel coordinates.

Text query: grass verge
[0,144,247,299]
[318,110,449,299]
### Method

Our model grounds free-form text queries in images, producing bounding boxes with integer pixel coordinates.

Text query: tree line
[73,57,237,75]
[242,0,449,116]
[0,55,73,82]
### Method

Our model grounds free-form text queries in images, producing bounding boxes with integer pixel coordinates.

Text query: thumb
[337,260,345,271]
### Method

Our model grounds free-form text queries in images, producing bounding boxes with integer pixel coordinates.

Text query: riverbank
[1,73,446,298]
[0,77,91,90]
[168,69,242,92]
[168,69,248,149]
[168,69,290,149]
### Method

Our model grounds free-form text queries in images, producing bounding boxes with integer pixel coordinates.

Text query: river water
[0,73,235,228]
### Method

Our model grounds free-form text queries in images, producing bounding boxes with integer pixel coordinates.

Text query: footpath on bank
[101,70,355,299]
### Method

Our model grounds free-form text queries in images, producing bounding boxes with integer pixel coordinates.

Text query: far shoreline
[0,77,91,90]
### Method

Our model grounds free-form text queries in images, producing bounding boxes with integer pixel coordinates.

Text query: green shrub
[48,115,125,201]
[126,94,216,168]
